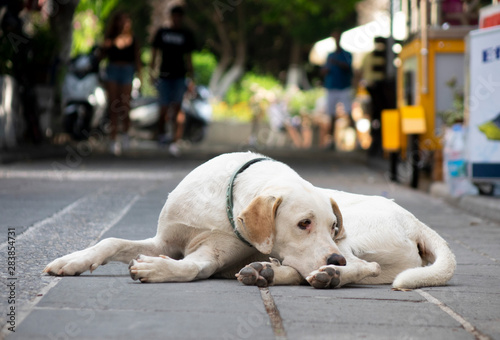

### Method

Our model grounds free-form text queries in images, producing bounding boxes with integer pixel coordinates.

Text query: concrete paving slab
[425,288,500,339]
[0,179,104,235]
[17,279,272,340]
[271,285,469,340]
[10,308,273,340]
[447,265,500,294]
[99,187,167,241]
[281,322,469,340]
[270,284,424,302]
[37,276,259,310]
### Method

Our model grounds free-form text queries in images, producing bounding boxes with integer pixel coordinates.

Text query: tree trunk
[286,40,302,90]
[213,30,245,98]
[213,59,244,98]
[209,53,231,95]
[47,0,80,65]
[208,9,233,95]
[211,3,246,99]
[42,0,79,133]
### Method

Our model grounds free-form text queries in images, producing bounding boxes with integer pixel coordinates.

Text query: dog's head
[237,186,345,278]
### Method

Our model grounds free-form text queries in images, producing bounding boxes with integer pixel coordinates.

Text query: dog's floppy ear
[330,198,345,240]
[237,196,282,254]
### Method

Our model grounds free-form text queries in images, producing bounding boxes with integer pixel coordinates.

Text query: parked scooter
[129,81,211,143]
[181,83,212,143]
[62,48,106,140]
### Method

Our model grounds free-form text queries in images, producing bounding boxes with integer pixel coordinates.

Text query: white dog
[44,152,456,290]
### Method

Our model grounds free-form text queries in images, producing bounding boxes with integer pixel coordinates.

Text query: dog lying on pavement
[45,152,456,290]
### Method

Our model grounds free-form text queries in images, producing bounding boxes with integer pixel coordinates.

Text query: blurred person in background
[267,91,312,149]
[102,11,142,155]
[322,30,353,150]
[150,5,196,157]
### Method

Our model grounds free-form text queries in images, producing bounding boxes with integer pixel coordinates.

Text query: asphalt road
[0,148,499,339]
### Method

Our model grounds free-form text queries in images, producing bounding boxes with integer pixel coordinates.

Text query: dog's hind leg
[44,237,167,276]
[129,232,254,283]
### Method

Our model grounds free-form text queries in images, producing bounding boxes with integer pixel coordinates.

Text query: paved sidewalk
[430,182,500,224]
[1,146,499,339]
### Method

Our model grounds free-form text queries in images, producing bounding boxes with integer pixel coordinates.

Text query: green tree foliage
[260,0,358,44]
[71,0,118,56]
[192,50,218,86]
[288,87,325,116]
[225,72,281,106]
[72,0,151,56]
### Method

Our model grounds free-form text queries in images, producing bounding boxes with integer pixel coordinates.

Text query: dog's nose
[327,253,346,266]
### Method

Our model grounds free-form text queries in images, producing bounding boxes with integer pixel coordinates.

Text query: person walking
[150,5,196,156]
[102,11,142,155]
[322,30,353,149]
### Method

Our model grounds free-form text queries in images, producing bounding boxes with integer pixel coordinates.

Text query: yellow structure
[382,106,426,151]
[397,28,472,154]
[381,109,401,151]
[400,105,426,135]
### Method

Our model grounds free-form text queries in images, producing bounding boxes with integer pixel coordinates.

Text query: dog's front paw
[129,254,177,283]
[236,259,279,287]
[43,250,99,276]
[306,265,341,289]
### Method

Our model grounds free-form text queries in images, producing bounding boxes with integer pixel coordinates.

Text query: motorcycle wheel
[188,126,205,143]
[64,104,93,140]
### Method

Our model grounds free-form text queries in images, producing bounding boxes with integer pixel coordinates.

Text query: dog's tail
[392,222,456,290]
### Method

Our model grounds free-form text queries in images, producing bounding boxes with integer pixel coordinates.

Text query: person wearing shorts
[103,11,142,155]
[150,5,195,156]
[322,31,353,149]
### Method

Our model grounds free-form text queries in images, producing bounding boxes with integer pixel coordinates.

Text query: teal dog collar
[226,157,272,247]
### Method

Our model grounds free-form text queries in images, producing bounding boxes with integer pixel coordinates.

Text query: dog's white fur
[44,152,456,290]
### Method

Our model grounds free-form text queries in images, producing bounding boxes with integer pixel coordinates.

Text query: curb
[0,145,68,165]
[430,181,500,223]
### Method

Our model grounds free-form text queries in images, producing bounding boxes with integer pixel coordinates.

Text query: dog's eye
[332,222,338,236]
[298,219,311,230]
